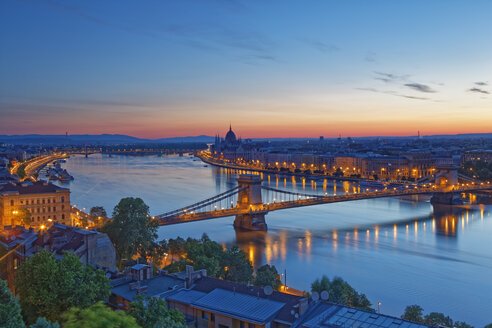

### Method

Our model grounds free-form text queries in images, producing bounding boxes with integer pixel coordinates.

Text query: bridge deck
[158,186,491,226]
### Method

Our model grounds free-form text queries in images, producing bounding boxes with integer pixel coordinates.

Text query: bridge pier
[234,174,268,231]
[431,192,464,214]
[234,212,267,231]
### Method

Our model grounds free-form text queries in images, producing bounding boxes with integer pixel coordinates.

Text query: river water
[56,154,492,326]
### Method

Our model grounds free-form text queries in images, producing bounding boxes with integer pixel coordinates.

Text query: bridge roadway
[158,185,492,226]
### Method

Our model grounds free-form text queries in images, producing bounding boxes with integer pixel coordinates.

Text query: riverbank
[196,151,408,186]
[197,151,360,181]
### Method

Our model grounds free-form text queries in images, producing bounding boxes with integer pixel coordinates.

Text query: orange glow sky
[1,1,491,138]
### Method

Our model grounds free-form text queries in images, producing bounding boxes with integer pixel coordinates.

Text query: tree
[15,208,32,227]
[16,251,110,323]
[311,276,372,311]
[423,312,453,327]
[128,295,186,328]
[30,318,59,328]
[254,264,281,290]
[484,324,492,328]
[401,305,424,323]
[90,206,107,218]
[454,322,474,328]
[167,237,186,264]
[102,198,159,261]
[218,245,253,284]
[0,279,25,328]
[164,235,253,284]
[62,302,139,328]
[90,207,107,226]
[17,164,26,179]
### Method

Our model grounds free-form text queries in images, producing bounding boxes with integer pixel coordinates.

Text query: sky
[0,0,491,139]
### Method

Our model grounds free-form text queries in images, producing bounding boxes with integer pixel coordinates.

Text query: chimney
[185,265,194,288]
[298,298,309,316]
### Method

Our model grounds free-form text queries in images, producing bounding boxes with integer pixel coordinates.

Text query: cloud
[475,81,488,86]
[404,83,436,93]
[468,87,489,94]
[300,39,340,53]
[373,72,410,83]
[356,88,430,101]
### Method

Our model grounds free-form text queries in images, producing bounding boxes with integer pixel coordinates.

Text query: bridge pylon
[234,174,268,231]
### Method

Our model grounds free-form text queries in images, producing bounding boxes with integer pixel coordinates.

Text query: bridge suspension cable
[261,186,324,201]
[157,186,246,219]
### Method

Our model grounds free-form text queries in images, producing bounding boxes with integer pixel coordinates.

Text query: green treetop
[0,279,25,328]
[62,302,139,328]
[311,276,372,311]
[15,251,110,323]
[102,197,159,262]
[128,295,186,328]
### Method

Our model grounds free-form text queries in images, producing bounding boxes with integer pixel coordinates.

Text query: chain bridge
[156,174,492,231]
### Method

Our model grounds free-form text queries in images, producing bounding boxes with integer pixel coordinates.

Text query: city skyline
[1,0,491,138]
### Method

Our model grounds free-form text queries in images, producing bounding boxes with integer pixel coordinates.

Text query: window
[218,325,229,328]
[14,258,18,270]
[201,311,207,320]
[61,196,65,203]
[62,214,65,221]
[37,199,40,204]
[10,200,14,206]
[43,199,45,204]
[210,313,215,322]
[62,205,65,210]
[240,322,245,328]
[248,324,255,328]
[53,207,56,212]
[47,199,50,204]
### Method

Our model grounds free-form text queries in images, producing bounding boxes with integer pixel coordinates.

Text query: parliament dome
[225,125,237,143]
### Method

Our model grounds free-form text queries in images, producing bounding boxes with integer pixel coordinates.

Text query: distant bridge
[157,174,492,231]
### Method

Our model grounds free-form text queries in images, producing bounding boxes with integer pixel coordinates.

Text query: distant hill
[0,134,215,145]
[0,132,491,145]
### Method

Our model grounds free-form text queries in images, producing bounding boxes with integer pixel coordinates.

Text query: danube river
[58,154,492,326]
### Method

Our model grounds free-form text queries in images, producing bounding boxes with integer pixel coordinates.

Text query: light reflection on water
[59,154,492,326]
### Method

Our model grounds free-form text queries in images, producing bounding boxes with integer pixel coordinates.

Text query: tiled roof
[0,181,68,195]
[167,289,207,304]
[190,276,305,324]
[293,301,435,328]
[0,226,37,247]
[192,288,286,324]
[111,275,185,302]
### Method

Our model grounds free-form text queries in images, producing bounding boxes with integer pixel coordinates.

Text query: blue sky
[1,0,491,137]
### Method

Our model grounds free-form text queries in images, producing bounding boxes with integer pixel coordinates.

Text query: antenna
[264,285,273,296]
[320,290,329,300]
[312,291,320,301]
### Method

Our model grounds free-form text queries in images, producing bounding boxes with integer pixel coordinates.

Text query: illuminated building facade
[0,181,71,228]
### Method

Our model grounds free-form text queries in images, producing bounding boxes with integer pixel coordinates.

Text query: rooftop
[0,180,69,195]
[293,301,434,328]
[0,225,37,248]
[192,288,286,324]
[111,274,185,302]
[190,276,305,324]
